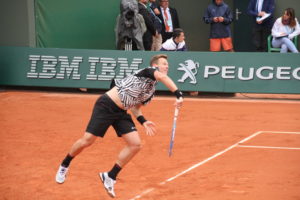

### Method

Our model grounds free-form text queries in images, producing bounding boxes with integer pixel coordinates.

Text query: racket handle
[174,107,179,117]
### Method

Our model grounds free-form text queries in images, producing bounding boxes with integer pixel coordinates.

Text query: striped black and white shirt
[114,67,158,110]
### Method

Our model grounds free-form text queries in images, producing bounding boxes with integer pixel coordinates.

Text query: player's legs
[108,113,139,176]
[104,131,141,180]
[69,132,97,157]
[56,132,97,184]
[99,131,141,198]
[117,131,142,167]
[56,93,112,184]
[61,132,97,167]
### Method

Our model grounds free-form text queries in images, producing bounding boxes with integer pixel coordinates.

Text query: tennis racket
[168,107,179,157]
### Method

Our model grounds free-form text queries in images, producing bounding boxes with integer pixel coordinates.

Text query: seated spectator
[160,28,187,51]
[160,29,198,96]
[271,8,300,53]
[203,0,234,52]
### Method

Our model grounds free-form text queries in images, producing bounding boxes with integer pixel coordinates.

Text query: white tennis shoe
[56,165,69,184]
[99,172,116,198]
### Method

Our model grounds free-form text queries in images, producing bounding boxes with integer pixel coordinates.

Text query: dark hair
[172,28,184,39]
[282,8,296,28]
[150,54,168,66]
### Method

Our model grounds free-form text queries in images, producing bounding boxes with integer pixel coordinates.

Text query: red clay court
[1,91,300,200]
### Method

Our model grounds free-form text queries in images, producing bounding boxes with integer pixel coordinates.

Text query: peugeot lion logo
[177,60,200,84]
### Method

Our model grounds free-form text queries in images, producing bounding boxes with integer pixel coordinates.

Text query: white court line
[131,188,155,199]
[129,131,264,200]
[261,131,300,135]
[237,145,300,150]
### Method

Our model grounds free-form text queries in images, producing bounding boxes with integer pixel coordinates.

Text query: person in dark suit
[157,0,180,43]
[138,0,156,50]
[247,0,275,52]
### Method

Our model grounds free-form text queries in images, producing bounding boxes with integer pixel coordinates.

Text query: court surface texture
[1,91,299,200]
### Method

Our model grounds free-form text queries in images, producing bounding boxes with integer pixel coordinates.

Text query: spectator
[148,0,163,51]
[160,29,198,96]
[138,0,156,51]
[158,0,180,43]
[160,28,187,51]
[203,0,234,52]
[271,8,300,53]
[247,0,275,52]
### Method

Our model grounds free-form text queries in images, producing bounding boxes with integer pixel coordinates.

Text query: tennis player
[55,54,183,198]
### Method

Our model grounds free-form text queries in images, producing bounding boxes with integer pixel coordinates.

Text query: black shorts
[86,94,137,137]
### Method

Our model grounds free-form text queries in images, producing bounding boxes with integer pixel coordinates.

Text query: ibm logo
[27,55,143,80]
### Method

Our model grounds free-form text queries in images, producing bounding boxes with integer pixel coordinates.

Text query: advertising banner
[0,46,299,93]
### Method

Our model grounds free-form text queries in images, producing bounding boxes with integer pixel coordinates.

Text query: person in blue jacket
[203,0,234,52]
[247,0,275,52]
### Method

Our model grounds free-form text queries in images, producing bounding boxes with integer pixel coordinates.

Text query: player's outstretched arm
[154,70,178,92]
[130,105,156,136]
[154,70,183,109]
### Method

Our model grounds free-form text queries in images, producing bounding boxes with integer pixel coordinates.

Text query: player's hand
[174,97,183,109]
[143,121,156,136]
